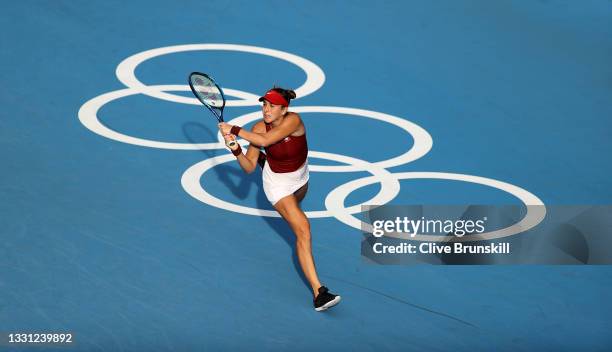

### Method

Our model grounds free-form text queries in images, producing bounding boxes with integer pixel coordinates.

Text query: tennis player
[218,87,341,311]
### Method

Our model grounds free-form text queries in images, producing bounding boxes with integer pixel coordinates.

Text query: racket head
[188,72,226,121]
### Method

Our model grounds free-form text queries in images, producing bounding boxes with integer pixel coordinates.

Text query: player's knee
[294,222,311,241]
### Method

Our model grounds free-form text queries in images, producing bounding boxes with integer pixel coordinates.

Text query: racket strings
[192,76,223,108]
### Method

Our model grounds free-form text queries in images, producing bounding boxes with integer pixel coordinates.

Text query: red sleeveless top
[264,123,308,173]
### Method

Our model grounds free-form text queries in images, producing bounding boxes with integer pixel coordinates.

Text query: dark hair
[271,86,296,103]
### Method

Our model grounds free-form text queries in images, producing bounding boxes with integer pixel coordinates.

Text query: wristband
[230,125,242,136]
[231,144,242,156]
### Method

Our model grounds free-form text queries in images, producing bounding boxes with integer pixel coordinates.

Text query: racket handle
[225,135,238,149]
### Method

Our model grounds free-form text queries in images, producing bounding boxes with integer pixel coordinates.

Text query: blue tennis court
[1,1,611,350]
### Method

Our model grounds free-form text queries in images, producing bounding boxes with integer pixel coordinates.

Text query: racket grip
[225,136,238,149]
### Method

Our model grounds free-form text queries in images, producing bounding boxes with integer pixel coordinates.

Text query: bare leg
[273,192,322,297]
[293,182,308,203]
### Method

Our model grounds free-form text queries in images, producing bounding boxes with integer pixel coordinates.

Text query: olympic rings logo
[78,43,546,242]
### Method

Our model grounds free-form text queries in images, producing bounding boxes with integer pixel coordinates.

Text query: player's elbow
[245,161,257,174]
[256,135,272,148]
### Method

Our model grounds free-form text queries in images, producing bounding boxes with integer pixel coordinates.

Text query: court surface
[1,1,611,351]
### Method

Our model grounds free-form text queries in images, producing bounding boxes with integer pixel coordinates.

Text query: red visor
[258,90,289,107]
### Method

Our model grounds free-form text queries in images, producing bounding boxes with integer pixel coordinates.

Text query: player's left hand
[218,122,232,135]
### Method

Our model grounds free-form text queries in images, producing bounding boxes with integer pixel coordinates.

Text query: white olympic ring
[78,43,547,242]
[80,85,231,150]
[325,172,546,241]
[115,43,325,107]
[181,152,401,218]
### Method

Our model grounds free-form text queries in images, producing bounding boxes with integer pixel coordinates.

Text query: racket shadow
[182,121,310,292]
[182,121,219,159]
[182,121,260,198]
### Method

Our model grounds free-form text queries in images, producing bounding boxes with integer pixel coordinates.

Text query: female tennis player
[218,87,341,311]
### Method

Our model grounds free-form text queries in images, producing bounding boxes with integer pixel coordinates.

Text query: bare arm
[220,113,301,147]
[224,122,266,174]
[235,144,261,174]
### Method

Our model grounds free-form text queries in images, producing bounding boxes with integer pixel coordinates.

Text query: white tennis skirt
[262,160,309,205]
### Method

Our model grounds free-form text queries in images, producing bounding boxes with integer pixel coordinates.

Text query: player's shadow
[182,122,310,292]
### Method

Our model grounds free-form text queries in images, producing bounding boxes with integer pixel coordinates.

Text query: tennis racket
[188,72,237,148]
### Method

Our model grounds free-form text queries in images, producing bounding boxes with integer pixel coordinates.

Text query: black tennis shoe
[314,286,341,312]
